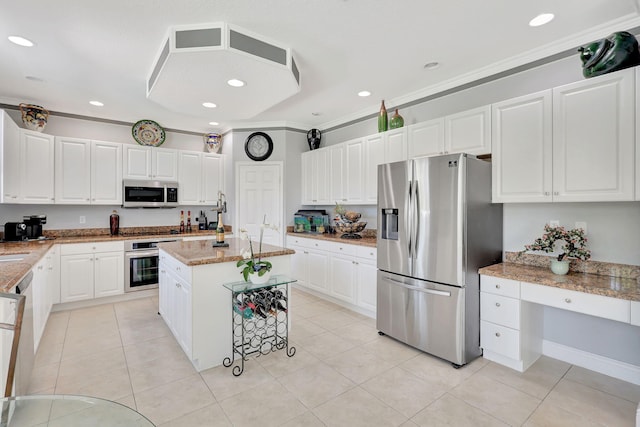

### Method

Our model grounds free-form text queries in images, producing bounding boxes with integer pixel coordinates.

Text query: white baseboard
[52,288,159,312]
[543,340,640,386]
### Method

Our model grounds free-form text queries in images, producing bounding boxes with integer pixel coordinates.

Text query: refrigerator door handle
[413,179,420,256]
[407,180,413,269]
[384,276,452,297]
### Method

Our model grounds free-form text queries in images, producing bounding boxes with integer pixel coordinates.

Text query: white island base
[158,244,292,372]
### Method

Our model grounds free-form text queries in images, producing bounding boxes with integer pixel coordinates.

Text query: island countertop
[158,237,294,266]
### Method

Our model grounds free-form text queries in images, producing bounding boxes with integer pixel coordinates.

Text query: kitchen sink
[0,254,27,262]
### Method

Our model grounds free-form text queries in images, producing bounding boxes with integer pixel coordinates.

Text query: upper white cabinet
[1,110,20,202]
[178,151,224,205]
[552,68,634,202]
[345,138,365,204]
[301,149,330,205]
[20,130,55,204]
[364,134,385,203]
[123,145,178,181]
[407,106,491,159]
[492,90,553,203]
[637,68,640,201]
[329,144,347,204]
[55,138,122,205]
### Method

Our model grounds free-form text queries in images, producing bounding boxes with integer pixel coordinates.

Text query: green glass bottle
[389,108,404,129]
[378,100,388,133]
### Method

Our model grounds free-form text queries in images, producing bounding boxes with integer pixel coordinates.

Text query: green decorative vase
[378,100,388,133]
[389,108,404,129]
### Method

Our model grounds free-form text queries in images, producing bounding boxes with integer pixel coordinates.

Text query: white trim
[51,288,158,312]
[542,339,640,385]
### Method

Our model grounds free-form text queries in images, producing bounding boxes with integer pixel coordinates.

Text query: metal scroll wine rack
[222,275,296,376]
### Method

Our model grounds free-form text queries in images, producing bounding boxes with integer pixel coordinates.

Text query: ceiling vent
[146,23,301,121]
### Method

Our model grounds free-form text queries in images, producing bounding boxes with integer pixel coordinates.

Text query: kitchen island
[157,238,294,372]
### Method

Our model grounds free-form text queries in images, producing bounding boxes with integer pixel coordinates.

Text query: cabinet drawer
[287,236,330,251]
[481,320,520,360]
[326,241,357,256]
[520,282,630,323]
[61,241,124,255]
[356,245,377,260]
[480,275,520,298]
[481,292,520,330]
[160,251,192,283]
[630,301,640,326]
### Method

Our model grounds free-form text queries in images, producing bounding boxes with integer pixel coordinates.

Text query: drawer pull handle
[565,298,571,303]
[495,284,501,289]
[495,302,501,307]
[495,332,501,337]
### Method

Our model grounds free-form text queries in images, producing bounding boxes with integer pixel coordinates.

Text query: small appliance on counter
[4,222,27,241]
[293,210,329,233]
[23,215,46,240]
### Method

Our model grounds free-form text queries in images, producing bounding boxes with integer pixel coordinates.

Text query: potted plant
[236,216,278,284]
[522,224,591,275]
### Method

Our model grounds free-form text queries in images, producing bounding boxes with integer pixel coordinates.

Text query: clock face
[245,132,273,161]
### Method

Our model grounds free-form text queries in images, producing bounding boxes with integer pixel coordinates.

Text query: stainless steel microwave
[122,180,179,208]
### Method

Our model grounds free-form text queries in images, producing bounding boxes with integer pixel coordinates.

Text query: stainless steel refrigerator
[377,153,502,367]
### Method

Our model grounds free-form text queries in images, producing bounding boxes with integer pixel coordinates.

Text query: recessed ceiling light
[423,62,440,70]
[89,100,104,107]
[8,36,34,47]
[358,91,371,97]
[202,102,217,108]
[227,79,245,87]
[25,76,44,82]
[529,13,554,27]
[208,121,219,126]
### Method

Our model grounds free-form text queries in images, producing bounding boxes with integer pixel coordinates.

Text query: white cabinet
[20,130,55,203]
[329,144,347,204]
[492,90,553,203]
[60,241,124,303]
[345,138,365,204]
[552,68,634,202]
[364,134,385,204]
[327,242,358,304]
[1,110,20,202]
[631,301,640,327]
[287,236,329,293]
[91,141,123,204]
[123,145,178,181]
[637,68,640,201]
[301,149,330,205]
[408,118,444,158]
[178,151,224,205]
[32,257,48,351]
[385,128,408,163]
[355,246,377,313]
[159,252,193,357]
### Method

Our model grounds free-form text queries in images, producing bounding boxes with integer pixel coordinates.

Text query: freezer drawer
[376,271,466,365]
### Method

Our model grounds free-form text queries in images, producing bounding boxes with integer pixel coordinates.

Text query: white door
[236,162,283,247]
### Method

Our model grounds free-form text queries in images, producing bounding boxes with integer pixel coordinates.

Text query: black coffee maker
[23,215,46,240]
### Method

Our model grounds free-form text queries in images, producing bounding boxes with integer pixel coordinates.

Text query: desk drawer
[481,292,520,330]
[481,320,520,360]
[481,275,520,298]
[520,282,630,323]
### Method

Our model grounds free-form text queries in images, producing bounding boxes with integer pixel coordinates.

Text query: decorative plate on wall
[132,119,166,147]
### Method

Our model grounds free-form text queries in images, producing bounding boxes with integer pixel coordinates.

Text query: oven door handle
[125,250,159,259]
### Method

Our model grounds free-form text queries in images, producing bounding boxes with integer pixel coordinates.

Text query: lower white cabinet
[631,301,640,326]
[32,246,60,351]
[60,242,124,303]
[159,253,193,358]
[287,235,377,316]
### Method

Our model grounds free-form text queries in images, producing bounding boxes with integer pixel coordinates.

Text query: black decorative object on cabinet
[578,31,640,78]
[306,128,322,150]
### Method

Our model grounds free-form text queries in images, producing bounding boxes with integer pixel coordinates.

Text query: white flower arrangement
[236,215,278,282]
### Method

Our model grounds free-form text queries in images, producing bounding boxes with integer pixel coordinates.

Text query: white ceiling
[1,0,640,134]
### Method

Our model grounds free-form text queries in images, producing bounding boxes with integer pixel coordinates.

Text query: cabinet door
[46,246,61,305]
[91,141,122,204]
[55,137,91,204]
[637,68,640,201]
[32,260,47,351]
[329,144,346,204]
[356,259,377,313]
[408,118,445,158]
[123,145,151,179]
[158,259,171,322]
[364,134,385,204]
[345,138,365,204]
[306,249,328,292]
[553,68,635,201]
[202,154,223,204]
[178,151,203,204]
[153,148,178,181]
[20,130,55,203]
[288,244,307,288]
[60,254,94,303]
[329,255,356,304]
[385,128,407,163]
[94,251,124,298]
[301,152,314,204]
[1,110,20,202]
[314,149,330,204]
[172,277,193,357]
[492,91,552,203]
[445,105,491,155]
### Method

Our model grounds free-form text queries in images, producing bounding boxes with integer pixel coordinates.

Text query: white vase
[550,259,570,275]
[249,269,272,285]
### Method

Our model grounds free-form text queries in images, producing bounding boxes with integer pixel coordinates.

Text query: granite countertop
[479,262,640,302]
[158,238,295,266]
[287,231,377,248]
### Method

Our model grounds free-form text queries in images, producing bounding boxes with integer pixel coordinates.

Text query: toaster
[4,222,27,241]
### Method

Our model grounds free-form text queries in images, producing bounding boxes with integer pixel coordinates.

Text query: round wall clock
[244,132,273,161]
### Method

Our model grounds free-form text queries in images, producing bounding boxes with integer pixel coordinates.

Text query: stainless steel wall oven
[124,238,179,292]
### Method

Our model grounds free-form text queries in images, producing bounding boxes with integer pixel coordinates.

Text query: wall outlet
[79,216,86,224]
[549,220,559,227]
[575,221,587,234]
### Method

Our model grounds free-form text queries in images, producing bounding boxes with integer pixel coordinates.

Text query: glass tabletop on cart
[0,394,155,426]
[223,274,297,292]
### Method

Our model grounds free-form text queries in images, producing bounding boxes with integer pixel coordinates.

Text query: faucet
[211,191,227,213]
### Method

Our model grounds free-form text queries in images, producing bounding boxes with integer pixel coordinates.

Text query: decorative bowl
[334,221,367,234]
[19,103,49,132]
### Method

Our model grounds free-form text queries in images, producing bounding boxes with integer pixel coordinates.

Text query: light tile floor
[28,289,640,426]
